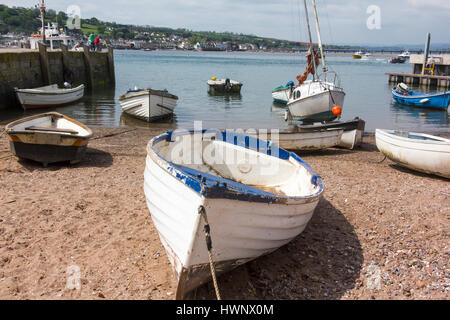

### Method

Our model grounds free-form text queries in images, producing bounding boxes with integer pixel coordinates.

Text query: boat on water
[392,83,450,110]
[272,81,295,104]
[207,78,243,94]
[5,112,93,167]
[398,50,410,60]
[15,84,84,110]
[286,0,345,123]
[143,130,324,298]
[118,88,179,122]
[389,56,407,64]
[375,129,450,179]
[352,51,363,59]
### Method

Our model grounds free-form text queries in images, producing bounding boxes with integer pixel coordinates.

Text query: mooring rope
[198,205,222,300]
[377,155,388,164]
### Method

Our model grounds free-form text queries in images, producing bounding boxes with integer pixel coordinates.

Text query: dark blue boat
[392,83,450,110]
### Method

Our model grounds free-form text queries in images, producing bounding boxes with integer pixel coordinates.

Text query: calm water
[1,50,449,133]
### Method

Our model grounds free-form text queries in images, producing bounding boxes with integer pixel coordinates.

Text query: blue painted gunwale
[392,89,450,109]
[148,130,324,203]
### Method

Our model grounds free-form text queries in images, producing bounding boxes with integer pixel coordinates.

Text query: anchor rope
[198,205,222,300]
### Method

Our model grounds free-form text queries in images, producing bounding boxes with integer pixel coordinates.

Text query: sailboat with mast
[286,0,345,123]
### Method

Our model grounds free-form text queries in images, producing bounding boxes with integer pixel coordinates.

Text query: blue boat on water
[392,83,450,110]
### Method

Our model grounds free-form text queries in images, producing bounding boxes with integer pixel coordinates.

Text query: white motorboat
[375,129,450,178]
[118,88,178,122]
[143,130,324,298]
[15,84,84,110]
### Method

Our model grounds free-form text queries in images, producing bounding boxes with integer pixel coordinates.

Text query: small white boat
[398,50,410,60]
[5,112,93,167]
[207,78,243,94]
[300,118,366,150]
[272,81,295,104]
[287,79,346,122]
[144,130,324,298]
[118,88,178,122]
[375,129,450,178]
[15,84,85,110]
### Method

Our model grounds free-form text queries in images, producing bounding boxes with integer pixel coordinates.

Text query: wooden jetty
[387,53,450,89]
[386,73,450,89]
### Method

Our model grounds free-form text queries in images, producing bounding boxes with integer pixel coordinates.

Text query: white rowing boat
[15,84,84,110]
[144,130,324,298]
[5,112,93,167]
[118,88,178,122]
[375,129,450,178]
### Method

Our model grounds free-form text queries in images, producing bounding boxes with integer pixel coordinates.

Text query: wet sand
[0,128,448,300]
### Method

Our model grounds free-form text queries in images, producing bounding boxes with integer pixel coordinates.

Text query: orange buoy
[332,105,342,117]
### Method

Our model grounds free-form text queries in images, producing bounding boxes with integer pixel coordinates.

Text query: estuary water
[1,50,449,133]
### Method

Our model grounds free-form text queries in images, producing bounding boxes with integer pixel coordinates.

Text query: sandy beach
[0,127,448,300]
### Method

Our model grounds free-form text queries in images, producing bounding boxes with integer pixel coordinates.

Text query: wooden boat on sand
[375,129,450,178]
[144,130,324,298]
[251,127,343,151]
[5,112,93,167]
[15,84,84,110]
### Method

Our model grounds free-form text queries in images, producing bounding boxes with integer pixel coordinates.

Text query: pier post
[38,41,51,85]
[107,46,116,85]
[60,44,71,84]
[83,44,94,88]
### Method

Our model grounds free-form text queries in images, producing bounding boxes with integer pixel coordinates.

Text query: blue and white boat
[392,83,450,110]
[144,130,324,299]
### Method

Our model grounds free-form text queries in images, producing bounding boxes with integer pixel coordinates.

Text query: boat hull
[9,141,88,165]
[144,131,323,298]
[251,128,343,151]
[287,89,346,122]
[375,129,450,178]
[5,112,92,166]
[290,118,366,150]
[272,87,291,104]
[15,85,85,110]
[207,80,243,94]
[119,90,178,122]
[392,90,450,109]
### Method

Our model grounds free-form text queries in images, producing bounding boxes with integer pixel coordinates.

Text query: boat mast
[311,0,327,73]
[39,0,46,43]
[303,0,316,81]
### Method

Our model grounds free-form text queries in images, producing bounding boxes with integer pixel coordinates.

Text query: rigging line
[322,0,335,46]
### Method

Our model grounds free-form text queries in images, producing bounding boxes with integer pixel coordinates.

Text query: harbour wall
[0,44,115,109]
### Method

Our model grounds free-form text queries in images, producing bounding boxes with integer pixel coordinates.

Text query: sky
[3,0,450,46]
